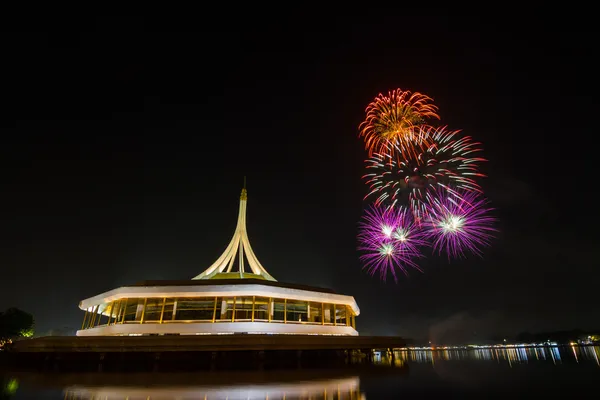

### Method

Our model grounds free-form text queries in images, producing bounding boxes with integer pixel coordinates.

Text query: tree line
[0,308,34,345]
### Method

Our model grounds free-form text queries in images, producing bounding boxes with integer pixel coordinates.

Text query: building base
[2,334,406,372]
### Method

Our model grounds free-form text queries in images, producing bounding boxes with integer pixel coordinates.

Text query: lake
[2,345,598,399]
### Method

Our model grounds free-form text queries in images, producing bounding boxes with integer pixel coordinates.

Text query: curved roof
[78,280,360,315]
[132,278,337,294]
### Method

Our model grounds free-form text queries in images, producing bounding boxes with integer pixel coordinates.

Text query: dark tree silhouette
[0,308,34,339]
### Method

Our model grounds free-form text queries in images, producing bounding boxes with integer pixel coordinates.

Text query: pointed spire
[241,176,247,200]
[192,183,276,281]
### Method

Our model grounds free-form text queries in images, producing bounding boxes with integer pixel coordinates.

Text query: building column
[81,310,89,330]
[134,299,144,321]
[140,298,148,324]
[111,300,121,325]
[333,305,337,326]
[231,297,236,322]
[159,297,166,324]
[103,301,113,326]
[268,297,272,322]
[212,297,218,323]
[88,305,99,328]
[120,299,128,324]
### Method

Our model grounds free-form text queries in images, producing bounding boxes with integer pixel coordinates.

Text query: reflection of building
[77,185,359,337]
[64,375,364,400]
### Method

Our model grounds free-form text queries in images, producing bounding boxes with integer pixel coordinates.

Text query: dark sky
[1,14,598,343]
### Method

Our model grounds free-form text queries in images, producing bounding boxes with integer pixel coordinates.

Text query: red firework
[359,88,440,157]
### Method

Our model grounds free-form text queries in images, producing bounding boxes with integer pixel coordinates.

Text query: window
[96,302,111,326]
[162,298,177,322]
[272,298,285,321]
[323,303,335,324]
[234,297,253,321]
[175,298,216,321]
[218,297,235,321]
[308,302,322,324]
[144,298,164,322]
[110,300,123,324]
[123,299,144,323]
[335,304,347,326]
[286,300,308,323]
[253,297,269,321]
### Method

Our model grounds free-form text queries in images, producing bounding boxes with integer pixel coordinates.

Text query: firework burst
[423,190,496,259]
[359,88,440,157]
[363,125,487,221]
[357,205,428,281]
[357,87,496,280]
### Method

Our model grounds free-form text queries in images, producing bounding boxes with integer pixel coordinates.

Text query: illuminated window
[110,300,123,324]
[308,302,322,324]
[123,299,143,323]
[218,297,235,321]
[253,297,269,321]
[335,305,347,326]
[175,298,216,321]
[162,298,176,321]
[323,303,335,325]
[234,297,253,321]
[96,302,111,326]
[272,298,285,321]
[144,298,164,322]
[286,300,308,323]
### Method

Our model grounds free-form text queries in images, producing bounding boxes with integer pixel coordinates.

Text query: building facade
[77,185,359,336]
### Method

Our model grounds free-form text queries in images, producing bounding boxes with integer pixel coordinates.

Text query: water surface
[2,345,598,399]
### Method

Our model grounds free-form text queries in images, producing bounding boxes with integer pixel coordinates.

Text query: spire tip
[240,176,248,200]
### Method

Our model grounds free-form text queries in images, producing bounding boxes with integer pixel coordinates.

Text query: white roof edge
[79,284,360,315]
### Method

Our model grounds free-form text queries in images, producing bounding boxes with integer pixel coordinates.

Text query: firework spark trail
[359,88,440,157]
[423,190,497,259]
[362,125,487,221]
[357,205,428,281]
[357,87,496,278]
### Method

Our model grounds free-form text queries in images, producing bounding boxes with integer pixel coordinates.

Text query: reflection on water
[64,376,363,400]
[3,369,373,400]
[372,345,600,367]
[2,346,599,399]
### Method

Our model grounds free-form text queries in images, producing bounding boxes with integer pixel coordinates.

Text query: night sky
[2,14,598,344]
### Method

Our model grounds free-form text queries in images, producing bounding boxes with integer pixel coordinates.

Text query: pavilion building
[76,185,360,336]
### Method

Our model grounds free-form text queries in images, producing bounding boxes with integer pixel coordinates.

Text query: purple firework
[423,190,496,259]
[357,204,428,281]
